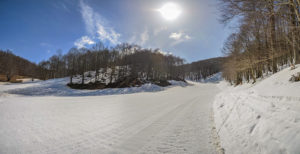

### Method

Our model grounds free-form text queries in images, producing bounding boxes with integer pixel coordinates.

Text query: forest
[184,57,224,81]
[219,0,300,85]
[0,50,40,82]
[0,42,222,88]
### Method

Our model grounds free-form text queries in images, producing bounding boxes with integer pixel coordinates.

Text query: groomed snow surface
[214,65,300,154]
[0,79,221,153]
[1,65,299,154]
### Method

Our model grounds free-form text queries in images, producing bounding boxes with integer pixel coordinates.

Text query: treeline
[37,43,185,84]
[183,57,224,81]
[219,0,300,85]
[1,43,223,85]
[0,50,41,81]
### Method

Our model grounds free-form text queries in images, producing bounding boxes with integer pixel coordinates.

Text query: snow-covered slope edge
[214,66,300,154]
[0,78,189,96]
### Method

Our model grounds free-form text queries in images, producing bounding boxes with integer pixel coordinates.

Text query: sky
[0,0,233,63]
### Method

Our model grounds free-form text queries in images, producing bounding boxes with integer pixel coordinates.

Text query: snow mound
[214,65,300,154]
[2,78,188,96]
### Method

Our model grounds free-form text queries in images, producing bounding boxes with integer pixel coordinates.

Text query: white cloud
[169,32,191,46]
[79,0,95,35]
[169,32,183,40]
[184,35,191,40]
[74,36,95,48]
[79,0,120,45]
[140,29,149,45]
[169,32,191,40]
[96,23,120,45]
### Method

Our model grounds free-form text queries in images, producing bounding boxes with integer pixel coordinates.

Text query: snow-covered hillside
[214,66,300,154]
[186,72,223,83]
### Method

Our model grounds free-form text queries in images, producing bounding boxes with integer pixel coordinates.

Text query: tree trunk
[268,0,277,72]
[81,73,84,85]
[290,0,298,67]
[70,75,73,84]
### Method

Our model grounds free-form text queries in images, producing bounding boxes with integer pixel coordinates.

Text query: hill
[0,50,42,82]
[183,57,225,81]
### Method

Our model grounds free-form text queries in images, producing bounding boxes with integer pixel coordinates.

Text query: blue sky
[0,0,233,63]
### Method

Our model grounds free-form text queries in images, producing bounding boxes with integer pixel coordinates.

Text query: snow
[203,72,223,83]
[3,63,298,153]
[0,78,220,153]
[71,67,130,85]
[0,77,188,96]
[213,65,300,154]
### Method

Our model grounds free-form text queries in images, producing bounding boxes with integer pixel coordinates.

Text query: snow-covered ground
[0,77,188,96]
[2,65,297,154]
[0,79,220,153]
[214,66,300,154]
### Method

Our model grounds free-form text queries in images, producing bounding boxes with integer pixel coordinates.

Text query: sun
[158,2,182,21]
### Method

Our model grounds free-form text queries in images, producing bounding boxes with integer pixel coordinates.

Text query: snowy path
[0,83,220,154]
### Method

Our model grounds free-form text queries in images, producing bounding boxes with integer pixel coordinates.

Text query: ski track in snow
[0,82,220,154]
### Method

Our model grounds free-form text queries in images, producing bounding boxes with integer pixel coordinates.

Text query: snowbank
[214,66,300,154]
[0,77,188,96]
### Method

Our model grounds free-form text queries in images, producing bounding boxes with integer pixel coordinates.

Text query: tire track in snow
[117,96,200,153]
[0,83,220,154]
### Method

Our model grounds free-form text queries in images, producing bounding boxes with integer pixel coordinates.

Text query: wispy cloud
[169,33,182,40]
[169,32,191,46]
[169,32,191,41]
[74,36,95,48]
[140,28,149,45]
[153,26,167,36]
[96,23,121,45]
[79,0,95,35]
[129,28,149,46]
[52,1,71,13]
[40,42,52,47]
[78,0,120,45]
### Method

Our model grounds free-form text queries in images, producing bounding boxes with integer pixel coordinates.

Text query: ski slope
[0,81,220,153]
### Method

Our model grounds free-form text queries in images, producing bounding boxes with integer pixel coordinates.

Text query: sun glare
[158,2,182,21]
